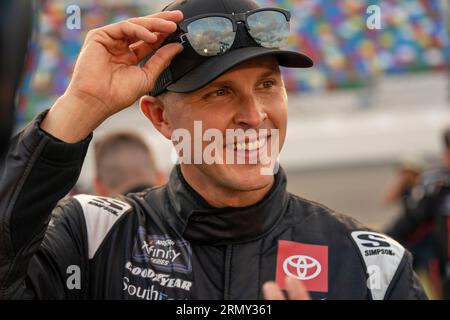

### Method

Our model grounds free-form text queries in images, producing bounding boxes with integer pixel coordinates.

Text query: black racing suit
[387,167,450,299]
[0,111,427,300]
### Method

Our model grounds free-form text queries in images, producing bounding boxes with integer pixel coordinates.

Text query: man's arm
[385,251,428,300]
[0,11,184,299]
[0,111,91,298]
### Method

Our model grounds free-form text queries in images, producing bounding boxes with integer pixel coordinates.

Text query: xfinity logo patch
[132,228,192,273]
[141,239,181,263]
[276,240,328,293]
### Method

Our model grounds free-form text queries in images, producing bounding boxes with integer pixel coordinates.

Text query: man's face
[161,56,288,194]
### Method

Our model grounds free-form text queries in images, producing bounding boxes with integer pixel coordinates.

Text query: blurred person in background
[386,129,450,299]
[93,131,165,196]
[383,155,438,298]
[383,155,424,208]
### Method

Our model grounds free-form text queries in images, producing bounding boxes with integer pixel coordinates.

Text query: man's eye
[210,88,228,97]
[261,80,275,89]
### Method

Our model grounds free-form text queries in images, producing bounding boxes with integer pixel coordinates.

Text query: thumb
[285,276,311,300]
[142,43,183,91]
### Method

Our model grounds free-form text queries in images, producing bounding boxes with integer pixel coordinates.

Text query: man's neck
[179,165,274,208]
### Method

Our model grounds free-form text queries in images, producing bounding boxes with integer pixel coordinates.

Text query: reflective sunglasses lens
[186,17,235,56]
[247,11,290,48]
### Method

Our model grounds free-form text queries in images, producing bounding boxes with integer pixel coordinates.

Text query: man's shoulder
[52,194,135,224]
[51,194,135,259]
[285,193,412,300]
[72,194,133,215]
[57,185,166,218]
[286,192,403,248]
[286,192,368,233]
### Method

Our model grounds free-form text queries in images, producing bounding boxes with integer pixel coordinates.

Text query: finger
[142,42,184,88]
[142,10,184,23]
[130,41,153,61]
[285,276,311,300]
[130,32,170,61]
[102,21,158,44]
[262,281,286,300]
[128,17,178,34]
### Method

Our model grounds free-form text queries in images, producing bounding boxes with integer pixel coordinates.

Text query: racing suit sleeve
[0,110,92,299]
[386,251,429,299]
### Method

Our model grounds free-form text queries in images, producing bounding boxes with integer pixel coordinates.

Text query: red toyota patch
[276,240,328,293]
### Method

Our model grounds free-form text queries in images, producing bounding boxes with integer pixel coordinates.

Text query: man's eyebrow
[205,79,234,89]
[199,68,281,93]
[208,69,281,88]
[257,69,281,80]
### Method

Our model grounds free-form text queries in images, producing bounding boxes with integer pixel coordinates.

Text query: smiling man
[143,56,285,208]
[0,0,427,300]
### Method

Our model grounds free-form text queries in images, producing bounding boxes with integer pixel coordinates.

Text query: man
[0,0,426,299]
[382,156,436,297]
[382,156,432,273]
[93,131,165,196]
[387,129,450,299]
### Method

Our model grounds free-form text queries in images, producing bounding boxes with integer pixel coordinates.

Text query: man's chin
[217,163,275,191]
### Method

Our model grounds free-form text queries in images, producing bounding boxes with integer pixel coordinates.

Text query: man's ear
[140,95,172,140]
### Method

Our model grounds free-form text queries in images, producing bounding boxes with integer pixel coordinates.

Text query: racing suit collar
[166,165,289,245]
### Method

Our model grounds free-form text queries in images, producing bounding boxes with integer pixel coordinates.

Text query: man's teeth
[235,138,266,151]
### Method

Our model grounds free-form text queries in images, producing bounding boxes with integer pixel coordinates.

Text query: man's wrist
[40,93,107,143]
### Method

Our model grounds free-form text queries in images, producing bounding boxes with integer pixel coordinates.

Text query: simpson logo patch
[350,231,405,300]
[74,194,132,258]
[75,195,131,216]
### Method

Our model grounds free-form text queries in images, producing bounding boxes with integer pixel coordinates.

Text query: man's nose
[233,95,268,128]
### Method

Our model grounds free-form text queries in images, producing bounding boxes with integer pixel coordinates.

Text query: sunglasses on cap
[175,8,291,57]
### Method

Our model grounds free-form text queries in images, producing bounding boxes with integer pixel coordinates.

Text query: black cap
[149,0,313,96]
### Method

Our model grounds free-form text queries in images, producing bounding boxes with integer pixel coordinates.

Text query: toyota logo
[283,255,321,280]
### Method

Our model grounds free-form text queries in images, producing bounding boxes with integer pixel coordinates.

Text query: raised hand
[41,11,184,143]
